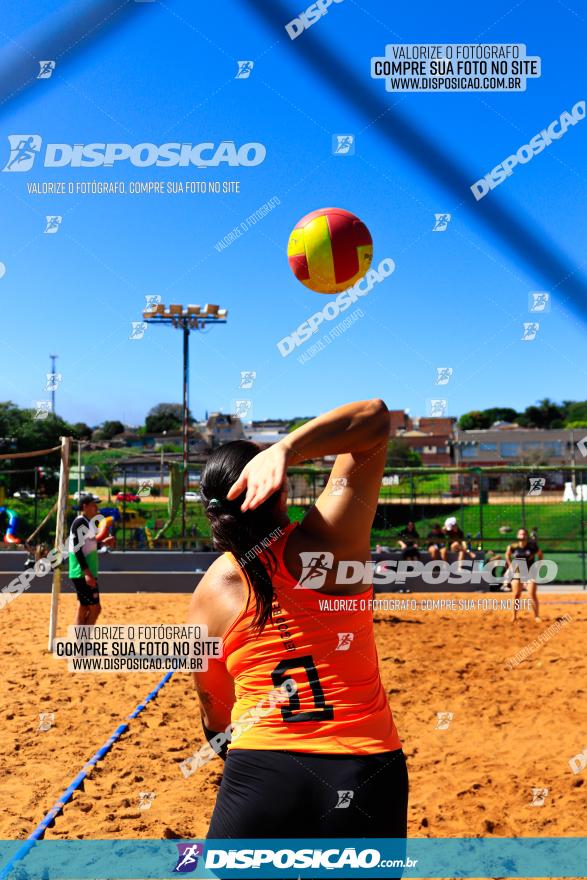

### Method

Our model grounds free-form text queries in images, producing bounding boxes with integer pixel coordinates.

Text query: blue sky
[0,0,586,426]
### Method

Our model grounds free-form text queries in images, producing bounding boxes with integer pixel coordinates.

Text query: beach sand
[1,591,585,844]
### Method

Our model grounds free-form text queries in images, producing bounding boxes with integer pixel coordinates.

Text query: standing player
[187,399,407,858]
[68,495,114,626]
[506,527,543,622]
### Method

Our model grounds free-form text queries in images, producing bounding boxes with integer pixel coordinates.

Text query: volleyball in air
[287,207,373,294]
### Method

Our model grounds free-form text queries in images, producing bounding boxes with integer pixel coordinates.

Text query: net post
[48,436,71,652]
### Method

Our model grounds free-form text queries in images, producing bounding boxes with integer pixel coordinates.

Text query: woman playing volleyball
[187,399,407,854]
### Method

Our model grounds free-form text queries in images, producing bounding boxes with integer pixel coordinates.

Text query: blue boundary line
[0,670,175,879]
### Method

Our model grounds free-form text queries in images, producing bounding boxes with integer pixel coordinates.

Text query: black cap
[77,494,98,509]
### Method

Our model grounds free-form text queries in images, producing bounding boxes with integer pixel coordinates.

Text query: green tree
[458,407,519,429]
[96,420,125,440]
[386,439,422,467]
[145,403,193,434]
[71,422,93,440]
[564,401,587,425]
[518,398,565,429]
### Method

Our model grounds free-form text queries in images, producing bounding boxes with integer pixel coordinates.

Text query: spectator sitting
[426,523,445,561]
[443,516,475,562]
[398,521,420,561]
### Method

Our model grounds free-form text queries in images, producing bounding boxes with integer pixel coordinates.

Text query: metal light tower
[49,354,58,414]
[143,303,228,549]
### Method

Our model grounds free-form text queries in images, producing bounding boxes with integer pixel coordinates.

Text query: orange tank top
[222,523,402,754]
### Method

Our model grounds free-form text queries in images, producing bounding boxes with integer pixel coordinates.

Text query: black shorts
[207,748,408,877]
[71,576,100,606]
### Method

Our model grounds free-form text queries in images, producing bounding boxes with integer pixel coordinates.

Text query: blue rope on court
[0,670,175,880]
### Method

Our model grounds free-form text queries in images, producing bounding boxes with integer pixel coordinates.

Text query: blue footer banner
[1,838,586,878]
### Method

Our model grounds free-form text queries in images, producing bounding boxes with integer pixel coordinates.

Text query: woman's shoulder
[188,554,247,638]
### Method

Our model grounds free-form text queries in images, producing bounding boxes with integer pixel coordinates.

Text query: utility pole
[50,354,58,414]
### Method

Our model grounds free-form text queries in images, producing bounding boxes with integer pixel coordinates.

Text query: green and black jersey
[68,515,98,578]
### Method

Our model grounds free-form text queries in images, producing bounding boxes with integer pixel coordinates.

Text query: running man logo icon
[432,213,451,231]
[529,291,550,313]
[38,60,56,79]
[234,399,252,419]
[34,401,52,421]
[236,61,254,79]
[129,321,148,340]
[435,367,453,385]
[332,134,355,155]
[3,135,42,172]
[429,398,448,417]
[44,215,62,234]
[336,632,354,651]
[239,370,257,389]
[435,711,454,730]
[138,790,156,811]
[522,322,539,341]
[145,294,162,312]
[329,477,347,496]
[528,476,546,496]
[37,712,55,733]
[568,747,587,775]
[45,372,62,392]
[335,790,354,809]
[173,843,204,873]
[296,551,334,589]
[530,787,549,806]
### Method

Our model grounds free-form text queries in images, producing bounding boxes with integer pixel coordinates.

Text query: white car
[184,491,201,502]
[71,491,101,502]
[13,489,37,500]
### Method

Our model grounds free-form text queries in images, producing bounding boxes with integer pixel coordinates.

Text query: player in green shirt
[68,495,114,625]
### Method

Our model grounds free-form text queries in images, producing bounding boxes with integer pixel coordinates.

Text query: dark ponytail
[201,441,282,631]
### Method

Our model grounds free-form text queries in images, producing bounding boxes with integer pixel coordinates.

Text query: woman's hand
[226,441,291,511]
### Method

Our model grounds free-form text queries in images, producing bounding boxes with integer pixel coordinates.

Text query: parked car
[72,491,101,502]
[184,491,201,502]
[13,489,38,500]
[115,492,141,503]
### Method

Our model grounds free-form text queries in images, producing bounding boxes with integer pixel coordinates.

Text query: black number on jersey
[271,655,334,723]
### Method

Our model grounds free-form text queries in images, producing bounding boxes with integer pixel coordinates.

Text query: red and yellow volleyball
[287,207,373,294]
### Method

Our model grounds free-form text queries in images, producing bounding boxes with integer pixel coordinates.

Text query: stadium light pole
[143,303,228,550]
